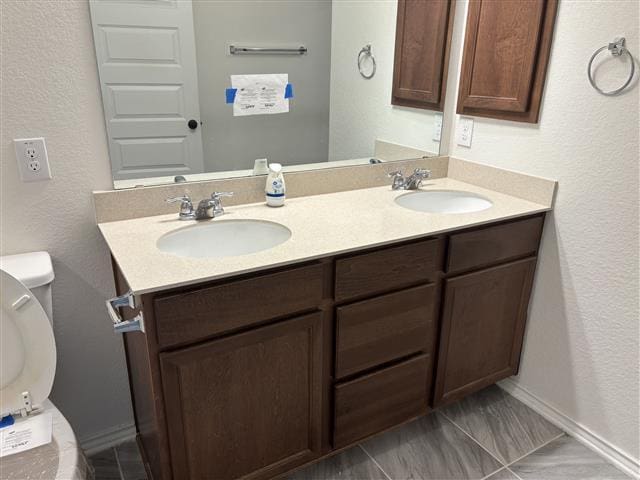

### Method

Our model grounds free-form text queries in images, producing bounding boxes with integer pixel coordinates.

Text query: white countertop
[99,177,551,295]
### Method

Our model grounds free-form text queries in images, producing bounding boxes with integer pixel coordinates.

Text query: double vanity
[86,0,563,475]
[96,158,556,480]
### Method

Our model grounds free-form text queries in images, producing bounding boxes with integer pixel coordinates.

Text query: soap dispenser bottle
[265,163,285,207]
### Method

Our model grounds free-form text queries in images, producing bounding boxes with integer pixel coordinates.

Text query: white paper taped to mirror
[230,73,290,116]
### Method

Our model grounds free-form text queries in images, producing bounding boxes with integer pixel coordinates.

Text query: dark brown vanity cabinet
[114,214,544,480]
[392,0,456,111]
[456,0,558,123]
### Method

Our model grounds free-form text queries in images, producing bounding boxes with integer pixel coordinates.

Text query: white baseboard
[499,379,640,479]
[80,422,136,456]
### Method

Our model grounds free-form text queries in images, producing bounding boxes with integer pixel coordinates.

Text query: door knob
[188,119,199,130]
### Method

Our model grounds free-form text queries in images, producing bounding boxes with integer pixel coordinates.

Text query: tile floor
[88,440,147,480]
[88,385,631,480]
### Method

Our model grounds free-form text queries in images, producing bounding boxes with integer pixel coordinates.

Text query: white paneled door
[90,0,204,180]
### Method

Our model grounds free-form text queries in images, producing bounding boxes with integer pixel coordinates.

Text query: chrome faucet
[166,192,234,220]
[388,168,432,190]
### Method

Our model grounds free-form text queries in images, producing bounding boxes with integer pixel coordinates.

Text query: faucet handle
[413,168,432,178]
[210,191,234,216]
[388,170,406,190]
[165,195,195,220]
[211,191,234,199]
[166,194,191,204]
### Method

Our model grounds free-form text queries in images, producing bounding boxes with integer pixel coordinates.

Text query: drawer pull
[106,291,145,333]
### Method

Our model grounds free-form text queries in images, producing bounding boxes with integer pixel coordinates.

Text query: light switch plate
[456,117,474,147]
[13,137,52,182]
[432,113,443,142]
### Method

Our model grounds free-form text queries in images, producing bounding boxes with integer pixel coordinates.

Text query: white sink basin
[395,190,493,214]
[157,220,291,258]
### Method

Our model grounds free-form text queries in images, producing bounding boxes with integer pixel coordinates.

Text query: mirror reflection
[89,0,448,189]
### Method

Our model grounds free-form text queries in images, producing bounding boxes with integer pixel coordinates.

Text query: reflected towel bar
[229,45,307,55]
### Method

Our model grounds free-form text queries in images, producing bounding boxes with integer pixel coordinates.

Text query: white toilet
[0,251,87,479]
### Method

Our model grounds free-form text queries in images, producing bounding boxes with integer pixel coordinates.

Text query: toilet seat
[0,269,56,418]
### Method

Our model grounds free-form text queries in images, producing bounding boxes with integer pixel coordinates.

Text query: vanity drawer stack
[114,213,545,480]
[332,238,443,447]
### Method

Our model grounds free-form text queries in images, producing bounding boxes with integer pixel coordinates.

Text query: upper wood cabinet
[457,0,558,123]
[392,0,456,111]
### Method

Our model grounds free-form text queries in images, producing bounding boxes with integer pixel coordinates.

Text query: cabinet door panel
[392,0,455,111]
[160,313,323,480]
[457,0,558,122]
[434,258,536,406]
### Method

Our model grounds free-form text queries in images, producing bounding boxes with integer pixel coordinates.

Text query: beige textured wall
[445,0,640,464]
[0,0,134,444]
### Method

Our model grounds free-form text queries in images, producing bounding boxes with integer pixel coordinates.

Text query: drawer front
[335,239,441,302]
[335,284,437,379]
[447,215,543,274]
[333,354,430,448]
[154,263,324,348]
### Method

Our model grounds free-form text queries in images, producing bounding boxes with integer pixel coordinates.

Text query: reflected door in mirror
[90,0,204,180]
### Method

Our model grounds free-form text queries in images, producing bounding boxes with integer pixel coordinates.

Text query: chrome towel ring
[588,37,635,96]
[358,44,376,79]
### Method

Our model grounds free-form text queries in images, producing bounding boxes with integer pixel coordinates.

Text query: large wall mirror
[89,0,455,189]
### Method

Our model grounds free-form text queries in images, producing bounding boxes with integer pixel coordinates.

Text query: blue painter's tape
[0,415,15,429]
[284,83,293,99]
[226,88,237,104]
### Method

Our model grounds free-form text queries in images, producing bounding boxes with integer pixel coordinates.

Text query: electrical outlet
[14,137,52,182]
[456,117,474,147]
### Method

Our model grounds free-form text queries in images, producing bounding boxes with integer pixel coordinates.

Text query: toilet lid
[0,269,56,417]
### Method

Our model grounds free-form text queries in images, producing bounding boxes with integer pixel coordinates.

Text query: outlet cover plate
[432,113,443,142]
[14,137,52,182]
[456,117,474,147]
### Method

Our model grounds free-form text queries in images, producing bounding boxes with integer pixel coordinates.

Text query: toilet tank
[0,251,55,321]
